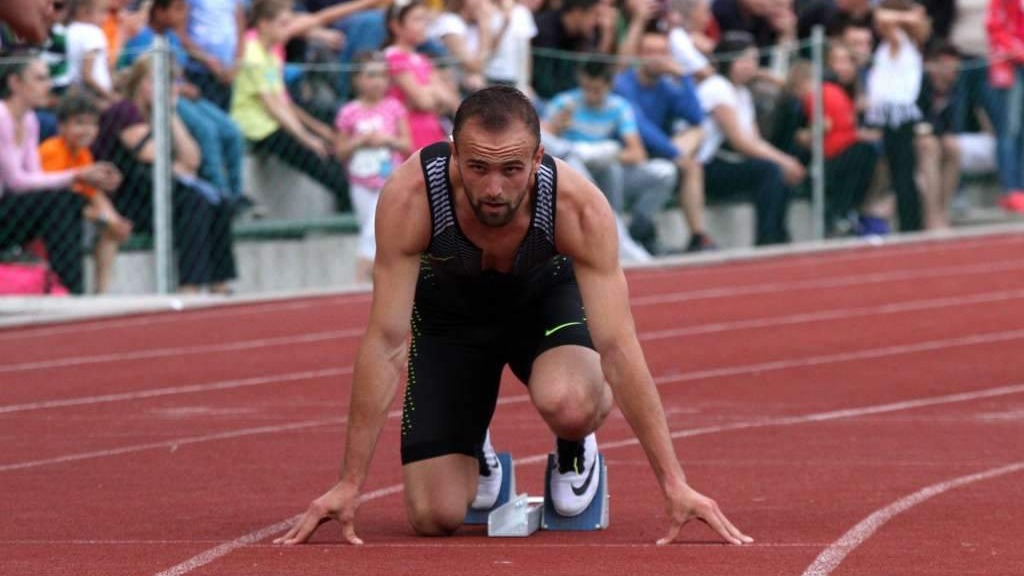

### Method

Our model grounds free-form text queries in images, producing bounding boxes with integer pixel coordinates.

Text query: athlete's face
[452,119,542,228]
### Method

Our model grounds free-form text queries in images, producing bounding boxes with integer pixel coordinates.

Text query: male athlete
[275,86,752,546]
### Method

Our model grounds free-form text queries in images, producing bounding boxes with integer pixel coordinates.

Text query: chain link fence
[1,11,1016,296]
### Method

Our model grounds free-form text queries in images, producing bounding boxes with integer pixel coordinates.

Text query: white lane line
[0,418,344,472]
[631,259,1024,306]
[0,329,363,374]
[0,368,352,415]
[0,295,371,342]
[801,461,1024,576]
[7,320,1024,417]
[150,381,1024,576]
[640,288,1024,340]
[654,328,1024,385]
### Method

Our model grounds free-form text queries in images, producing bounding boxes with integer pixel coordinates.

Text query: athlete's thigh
[401,312,506,465]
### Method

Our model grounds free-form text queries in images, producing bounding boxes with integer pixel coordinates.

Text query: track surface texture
[3,233,1023,576]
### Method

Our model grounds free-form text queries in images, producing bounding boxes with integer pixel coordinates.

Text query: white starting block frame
[475,453,610,537]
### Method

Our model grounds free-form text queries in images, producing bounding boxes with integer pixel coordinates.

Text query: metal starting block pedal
[464,452,515,525]
[541,453,609,531]
[487,494,544,537]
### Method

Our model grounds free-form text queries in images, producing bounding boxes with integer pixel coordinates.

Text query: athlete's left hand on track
[273,481,363,545]
[657,483,754,546]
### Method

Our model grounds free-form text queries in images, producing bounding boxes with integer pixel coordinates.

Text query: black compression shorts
[399,265,595,465]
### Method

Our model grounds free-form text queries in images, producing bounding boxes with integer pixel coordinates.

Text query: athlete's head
[450,86,543,228]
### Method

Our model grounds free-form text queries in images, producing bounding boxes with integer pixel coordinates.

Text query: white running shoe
[471,430,503,510]
[549,433,599,517]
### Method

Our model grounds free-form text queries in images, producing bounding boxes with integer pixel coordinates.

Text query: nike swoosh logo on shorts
[570,458,597,496]
[545,321,583,337]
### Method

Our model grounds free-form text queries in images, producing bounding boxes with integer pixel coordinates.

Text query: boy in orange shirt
[40,93,131,294]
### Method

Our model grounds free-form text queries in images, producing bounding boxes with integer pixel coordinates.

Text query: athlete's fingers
[273,520,302,544]
[656,519,684,546]
[279,513,326,545]
[701,507,742,545]
[342,521,364,546]
[717,508,754,544]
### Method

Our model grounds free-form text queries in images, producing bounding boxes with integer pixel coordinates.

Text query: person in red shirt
[39,93,131,293]
[987,0,1024,210]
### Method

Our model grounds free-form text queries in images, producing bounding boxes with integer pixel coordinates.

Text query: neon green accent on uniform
[545,321,583,337]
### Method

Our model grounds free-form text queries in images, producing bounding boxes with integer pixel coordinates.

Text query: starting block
[464,452,515,525]
[481,453,610,537]
[541,453,609,531]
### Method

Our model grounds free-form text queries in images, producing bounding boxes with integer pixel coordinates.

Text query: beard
[468,190,527,227]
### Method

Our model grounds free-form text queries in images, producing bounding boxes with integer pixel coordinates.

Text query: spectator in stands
[429,0,499,93]
[176,0,244,110]
[711,0,792,48]
[95,54,237,293]
[480,0,537,91]
[668,0,717,75]
[531,0,611,102]
[334,51,410,283]
[66,0,117,107]
[987,0,1024,211]
[384,0,460,151]
[864,0,930,233]
[696,32,802,245]
[39,92,132,293]
[614,28,713,251]
[0,52,121,294]
[232,0,351,211]
[788,60,880,235]
[0,0,57,45]
[120,0,249,213]
[543,59,677,254]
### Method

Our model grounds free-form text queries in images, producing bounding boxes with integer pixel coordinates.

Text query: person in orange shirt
[40,92,131,293]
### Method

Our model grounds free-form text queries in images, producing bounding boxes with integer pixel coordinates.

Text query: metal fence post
[152,36,174,294]
[811,26,826,241]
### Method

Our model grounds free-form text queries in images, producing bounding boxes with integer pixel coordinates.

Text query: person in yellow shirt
[40,93,131,294]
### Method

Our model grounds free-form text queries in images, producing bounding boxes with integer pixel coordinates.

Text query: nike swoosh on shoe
[570,458,597,496]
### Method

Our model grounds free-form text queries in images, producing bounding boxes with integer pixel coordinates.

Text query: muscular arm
[338,161,427,488]
[555,160,752,545]
[554,162,686,495]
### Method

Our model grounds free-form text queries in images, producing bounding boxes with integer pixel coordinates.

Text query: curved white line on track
[800,461,1024,576]
[0,368,351,414]
[0,329,363,374]
[149,381,1024,576]
[631,259,1024,306]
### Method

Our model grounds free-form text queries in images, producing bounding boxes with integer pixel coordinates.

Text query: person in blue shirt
[119,0,247,210]
[542,59,676,256]
[615,27,714,252]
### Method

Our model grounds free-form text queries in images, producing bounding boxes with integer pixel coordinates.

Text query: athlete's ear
[448,133,456,158]
[534,142,544,170]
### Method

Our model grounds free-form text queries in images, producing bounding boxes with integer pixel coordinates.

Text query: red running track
[2,234,1024,576]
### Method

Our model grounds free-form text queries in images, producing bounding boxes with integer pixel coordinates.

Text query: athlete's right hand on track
[274,481,363,545]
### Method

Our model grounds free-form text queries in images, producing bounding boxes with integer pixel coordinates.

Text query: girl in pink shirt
[384,0,461,151]
[335,52,412,282]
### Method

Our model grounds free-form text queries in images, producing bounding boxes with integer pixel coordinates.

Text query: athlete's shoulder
[376,150,432,255]
[551,157,617,262]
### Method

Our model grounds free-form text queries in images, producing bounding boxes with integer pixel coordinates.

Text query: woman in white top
[865,0,931,232]
[697,33,804,245]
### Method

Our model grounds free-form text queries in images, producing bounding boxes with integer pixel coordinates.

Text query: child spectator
[231,0,350,211]
[334,51,411,283]
[0,53,121,294]
[385,0,460,151]
[39,92,132,293]
[66,0,117,106]
[864,0,931,233]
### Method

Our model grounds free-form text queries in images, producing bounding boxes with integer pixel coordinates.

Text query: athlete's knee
[406,500,465,537]
[534,379,607,439]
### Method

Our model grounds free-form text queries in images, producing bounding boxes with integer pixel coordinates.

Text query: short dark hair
[150,0,183,11]
[452,85,540,151]
[578,58,613,83]
[561,0,599,13]
[56,92,99,122]
[926,40,961,61]
[713,31,756,79]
